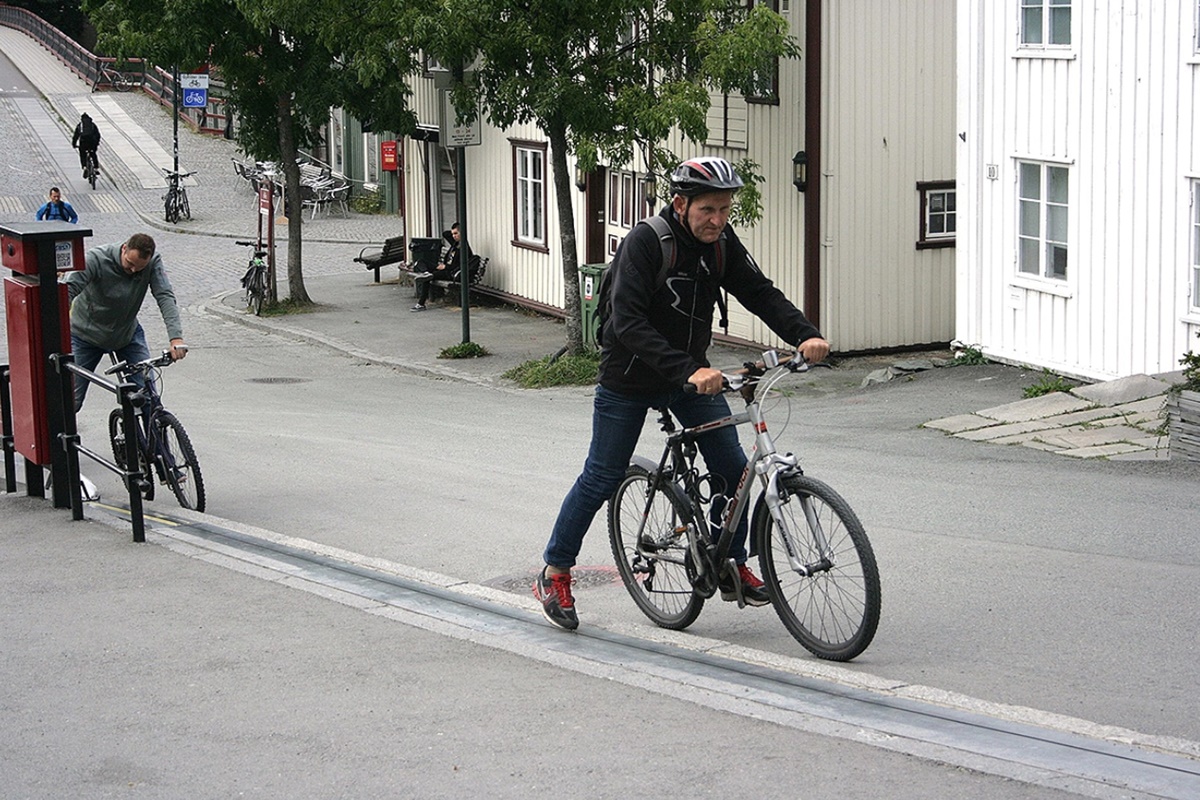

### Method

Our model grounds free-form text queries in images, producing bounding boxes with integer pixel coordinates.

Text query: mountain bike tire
[156,412,205,512]
[609,465,705,630]
[756,474,880,661]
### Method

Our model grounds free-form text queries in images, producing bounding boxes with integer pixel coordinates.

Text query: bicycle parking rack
[50,354,152,543]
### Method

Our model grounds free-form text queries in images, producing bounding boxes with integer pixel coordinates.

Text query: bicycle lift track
[89,500,1200,800]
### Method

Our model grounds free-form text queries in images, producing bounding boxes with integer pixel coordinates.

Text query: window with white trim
[513,142,546,248]
[1191,180,1200,310]
[1020,0,1071,47]
[1018,161,1069,280]
[917,181,956,249]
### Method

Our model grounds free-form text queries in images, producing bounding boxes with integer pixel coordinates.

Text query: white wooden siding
[821,0,958,351]
[959,0,1200,379]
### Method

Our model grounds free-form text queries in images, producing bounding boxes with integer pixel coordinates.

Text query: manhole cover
[485,566,620,594]
[245,377,312,384]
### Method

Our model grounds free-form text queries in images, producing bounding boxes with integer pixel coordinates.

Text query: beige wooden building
[956,0,1200,380]
[373,1,958,353]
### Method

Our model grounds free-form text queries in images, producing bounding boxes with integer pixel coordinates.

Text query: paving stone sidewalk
[924,373,1179,461]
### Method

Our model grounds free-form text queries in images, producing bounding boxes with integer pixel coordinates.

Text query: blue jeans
[71,323,151,411]
[543,384,750,569]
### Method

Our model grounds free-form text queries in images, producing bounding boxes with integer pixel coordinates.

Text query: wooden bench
[354,237,407,283]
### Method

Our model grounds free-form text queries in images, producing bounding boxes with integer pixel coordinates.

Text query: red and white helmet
[670,157,744,197]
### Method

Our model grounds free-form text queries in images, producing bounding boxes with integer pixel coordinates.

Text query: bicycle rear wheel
[155,412,205,512]
[179,187,191,220]
[87,153,98,190]
[756,474,880,661]
[164,188,179,223]
[108,408,154,502]
[609,465,704,630]
[246,265,265,315]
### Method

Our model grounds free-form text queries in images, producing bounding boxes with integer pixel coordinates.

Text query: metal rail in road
[94,502,1200,800]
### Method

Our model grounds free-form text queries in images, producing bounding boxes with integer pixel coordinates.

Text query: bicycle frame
[637,362,833,586]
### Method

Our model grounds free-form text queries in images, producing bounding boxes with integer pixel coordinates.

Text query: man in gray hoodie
[64,233,187,410]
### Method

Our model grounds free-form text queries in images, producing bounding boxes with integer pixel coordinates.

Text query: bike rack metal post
[48,353,83,520]
[50,355,148,542]
[1,364,15,494]
[118,383,147,543]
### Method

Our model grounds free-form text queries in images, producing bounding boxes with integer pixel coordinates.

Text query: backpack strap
[642,214,729,334]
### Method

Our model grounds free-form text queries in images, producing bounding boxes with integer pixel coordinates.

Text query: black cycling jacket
[598,205,822,395]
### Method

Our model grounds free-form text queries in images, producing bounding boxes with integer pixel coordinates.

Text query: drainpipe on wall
[804,0,822,329]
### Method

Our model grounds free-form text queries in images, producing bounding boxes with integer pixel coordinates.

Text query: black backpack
[594,216,728,342]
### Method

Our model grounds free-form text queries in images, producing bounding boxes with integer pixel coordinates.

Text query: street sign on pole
[439,91,481,148]
[181,73,208,108]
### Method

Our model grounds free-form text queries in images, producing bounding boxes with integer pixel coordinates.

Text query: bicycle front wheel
[108,408,154,502]
[180,188,191,220]
[164,189,178,224]
[609,465,704,630]
[155,412,206,512]
[756,474,880,661]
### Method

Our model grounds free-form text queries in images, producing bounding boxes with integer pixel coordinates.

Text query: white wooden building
[363,1,958,353]
[956,0,1200,380]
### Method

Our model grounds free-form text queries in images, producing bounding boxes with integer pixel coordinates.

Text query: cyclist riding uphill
[534,156,831,631]
[35,186,78,223]
[64,233,187,411]
[71,112,102,177]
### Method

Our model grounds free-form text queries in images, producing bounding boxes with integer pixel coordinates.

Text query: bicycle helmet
[669,157,744,197]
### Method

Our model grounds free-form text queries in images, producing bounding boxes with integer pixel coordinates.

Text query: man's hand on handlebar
[796,337,830,365]
[169,340,188,361]
[687,366,725,395]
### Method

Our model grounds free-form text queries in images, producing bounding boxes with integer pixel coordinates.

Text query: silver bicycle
[608,350,881,661]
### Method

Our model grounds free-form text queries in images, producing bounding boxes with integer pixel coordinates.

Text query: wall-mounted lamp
[792,151,808,193]
[575,164,588,192]
[643,172,658,210]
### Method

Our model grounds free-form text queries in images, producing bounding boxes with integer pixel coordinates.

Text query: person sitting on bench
[411,223,474,311]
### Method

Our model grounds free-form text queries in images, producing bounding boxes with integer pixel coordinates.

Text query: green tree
[419,0,797,355]
[84,0,420,305]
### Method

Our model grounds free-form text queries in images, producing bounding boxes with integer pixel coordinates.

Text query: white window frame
[1191,180,1200,311]
[916,181,956,249]
[512,142,547,250]
[1019,0,1072,49]
[1017,160,1070,281]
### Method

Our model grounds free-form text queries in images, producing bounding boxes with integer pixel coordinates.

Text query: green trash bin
[579,263,608,348]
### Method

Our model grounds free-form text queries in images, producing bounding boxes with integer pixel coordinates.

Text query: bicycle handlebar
[682,349,816,393]
[105,348,185,376]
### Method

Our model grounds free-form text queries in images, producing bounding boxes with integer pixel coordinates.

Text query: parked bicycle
[105,349,206,512]
[608,349,881,661]
[162,167,194,223]
[236,240,269,315]
[82,149,99,190]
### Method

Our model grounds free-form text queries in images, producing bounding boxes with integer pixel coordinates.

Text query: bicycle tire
[164,188,178,224]
[609,465,705,630]
[87,153,98,190]
[108,408,155,502]
[180,187,191,220]
[246,265,265,315]
[756,473,880,661]
[156,411,206,512]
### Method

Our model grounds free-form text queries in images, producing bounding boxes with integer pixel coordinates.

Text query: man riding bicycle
[534,156,830,631]
[71,112,102,178]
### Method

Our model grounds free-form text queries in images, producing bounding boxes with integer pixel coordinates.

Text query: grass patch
[259,297,320,316]
[1022,369,1076,398]
[503,350,600,388]
[438,341,490,359]
[951,343,988,365]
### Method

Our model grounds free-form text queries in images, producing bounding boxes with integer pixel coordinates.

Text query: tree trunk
[276,91,311,305]
[545,116,583,355]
